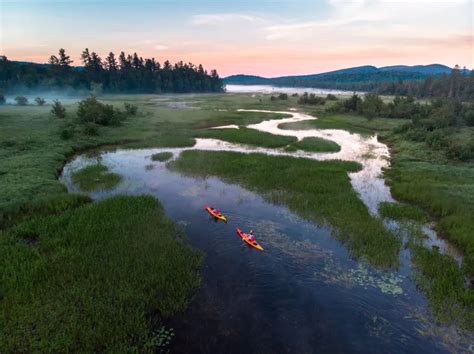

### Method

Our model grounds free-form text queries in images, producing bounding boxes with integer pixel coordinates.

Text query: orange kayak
[236,228,264,252]
[204,205,227,223]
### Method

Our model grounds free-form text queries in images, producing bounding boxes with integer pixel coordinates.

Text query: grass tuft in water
[0,195,201,352]
[289,137,341,153]
[71,164,122,191]
[151,151,173,162]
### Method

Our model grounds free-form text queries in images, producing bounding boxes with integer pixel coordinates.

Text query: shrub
[447,141,474,161]
[60,127,74,140]
[270,95,277,101]
[298,92,326,105]
[463,109,474,127]
[77,96,123,126]
[35,97,46,106]
[0,93,5,105]
[291,93,299,97]
[83,122,99,136]
[343,94,362,112]
[124,102,138,115]
[326,93,338,101]
[14,96,28,105]
[278,93,288,100]
[360,93,384,119]
[51,100,66,118]
[424,129,448,149]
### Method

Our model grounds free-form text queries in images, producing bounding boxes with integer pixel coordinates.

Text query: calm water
[61,149,472,353]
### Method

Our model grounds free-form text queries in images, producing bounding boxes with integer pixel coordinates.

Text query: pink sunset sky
[1,0,473,77]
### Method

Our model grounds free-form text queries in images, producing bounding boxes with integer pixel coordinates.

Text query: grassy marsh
[385,137,474,276]
[0,195,201,352]
[0,97,290,226]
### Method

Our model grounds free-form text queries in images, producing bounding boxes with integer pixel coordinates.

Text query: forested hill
[224,64,474,99]
[0,48,224,94]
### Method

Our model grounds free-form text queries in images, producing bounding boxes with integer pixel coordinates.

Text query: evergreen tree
[58,48,73,67]
[105,52,118,71]
[48,55,59,66]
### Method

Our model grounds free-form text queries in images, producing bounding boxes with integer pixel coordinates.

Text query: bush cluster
[77,96,125,126]
[298,92,326,105]
[270,93,288,101]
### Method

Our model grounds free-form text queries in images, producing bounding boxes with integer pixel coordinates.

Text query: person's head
[250,230,253,234]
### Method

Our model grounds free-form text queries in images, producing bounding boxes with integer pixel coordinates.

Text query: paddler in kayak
[246,230,256,242]
[204,205,227,223]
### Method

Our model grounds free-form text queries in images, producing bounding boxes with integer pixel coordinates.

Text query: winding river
[60,108,470,352]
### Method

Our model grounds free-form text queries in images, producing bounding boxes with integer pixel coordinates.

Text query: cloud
[263,0,471,42]
[191,13,263,26]
[154,45,168,50]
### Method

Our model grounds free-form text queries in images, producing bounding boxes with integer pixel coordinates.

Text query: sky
[1,0,473,77]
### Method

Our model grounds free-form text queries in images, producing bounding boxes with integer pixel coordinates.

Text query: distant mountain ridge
[224,64,453,84]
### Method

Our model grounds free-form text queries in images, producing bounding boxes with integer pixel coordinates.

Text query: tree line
[0,48,224,94]
[375,66,474,101]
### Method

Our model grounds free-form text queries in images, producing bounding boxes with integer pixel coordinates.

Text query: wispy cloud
[154,44,168,50]
[263,0,471,43]
[191,13,264,26]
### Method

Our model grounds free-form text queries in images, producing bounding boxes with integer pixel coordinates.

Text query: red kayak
[236,228,264,252]
[204,205,227,223]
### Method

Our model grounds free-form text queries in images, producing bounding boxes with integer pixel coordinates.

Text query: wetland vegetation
[151,151,174,162]
[0,195,201,352]
[71,164,122,191]
[1,89,473,349]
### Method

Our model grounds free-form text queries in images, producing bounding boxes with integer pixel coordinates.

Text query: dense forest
[376,67,474,100]
[0,48,224,94]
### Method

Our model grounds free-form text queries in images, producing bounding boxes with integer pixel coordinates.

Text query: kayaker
[247,230,255,242]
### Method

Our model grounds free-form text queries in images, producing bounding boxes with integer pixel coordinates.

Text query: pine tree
[81,48,91,66]
[105,52,118,71]
[58,48,73,67]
